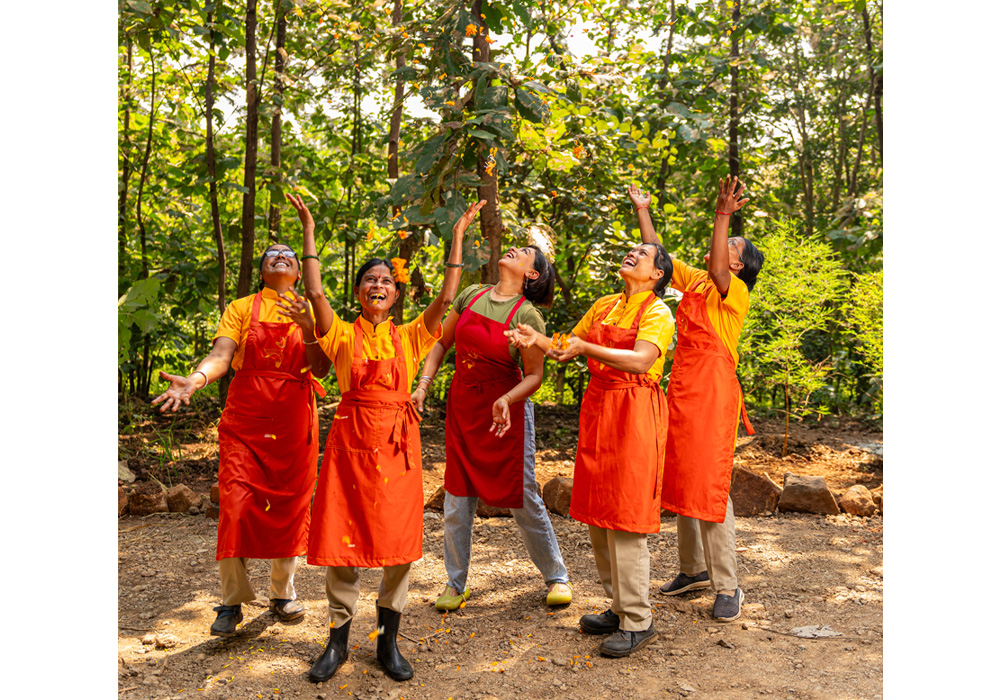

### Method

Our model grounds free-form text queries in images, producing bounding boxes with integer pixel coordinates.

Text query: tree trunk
[654,0,675,201]
[471,0,502,285]
[119,38,133,284]
[388,0,413,322]
[727,0,743,237]
[136,47,156,281]
[782,381,789,458]
[206,2,231,407]
[267,0,287,243]
[847,87,873,199]
[861,4,883,165]
[237,0,260,299]
[344,40,362,309]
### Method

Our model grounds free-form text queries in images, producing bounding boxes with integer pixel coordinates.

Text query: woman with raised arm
[506,240,674,659]
[628,176,764,624]
[152,237,332,638]
[284,194,485,684]
[411,243,572,613]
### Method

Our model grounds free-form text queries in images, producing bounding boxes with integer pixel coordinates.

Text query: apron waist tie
[341,390,421,470]
[588,374,659,392]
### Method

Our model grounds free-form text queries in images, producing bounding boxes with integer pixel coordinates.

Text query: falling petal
[265,500,271,512]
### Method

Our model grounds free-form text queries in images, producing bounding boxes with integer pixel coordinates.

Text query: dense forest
[117,0,883,429]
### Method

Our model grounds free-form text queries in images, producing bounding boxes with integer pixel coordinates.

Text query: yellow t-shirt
[317,310,442,394]
[213,288,316,372]
[670,259,749,367]
[571,290,675,382]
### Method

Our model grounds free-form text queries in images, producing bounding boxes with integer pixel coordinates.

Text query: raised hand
[284,192,315,230]
[275,290,316,336]
[490,395,512,438]
[715,175,749,216]
[627,184,651,211]
[151,371,198,413]
[453,199,488,236]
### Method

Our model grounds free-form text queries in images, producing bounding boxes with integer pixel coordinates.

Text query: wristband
[635,205,649,211]
[445,262,463,268]
[301,254,320,261]
[191,370,209,388]
[304,339,319,345]
[714,210,731,216]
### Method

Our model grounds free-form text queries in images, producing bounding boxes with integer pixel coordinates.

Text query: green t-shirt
[452,284,546,361]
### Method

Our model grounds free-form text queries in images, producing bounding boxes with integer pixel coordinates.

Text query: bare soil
[119,399,883,700]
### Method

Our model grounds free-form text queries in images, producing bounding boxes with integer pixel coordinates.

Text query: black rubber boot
[308,619,351,683]
[376,607,413,681]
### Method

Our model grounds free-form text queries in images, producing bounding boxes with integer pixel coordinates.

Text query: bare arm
[422,200,486,332]
[549,335,660,375]
[285,193,334,336]
[151,337,238,412]
[627,184,661,246]
[708,175,749,296]
[490,343,544,438]
[274,291,333,379]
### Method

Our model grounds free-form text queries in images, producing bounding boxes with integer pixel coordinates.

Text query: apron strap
[736,374,755,436]
[466,287,491,311]
[504,295,527,327]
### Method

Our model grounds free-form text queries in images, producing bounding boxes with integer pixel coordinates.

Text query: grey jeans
[443,400,569,591]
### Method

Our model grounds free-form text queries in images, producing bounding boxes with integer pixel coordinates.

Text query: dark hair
[522,245,555,308]
[257,243,300,291]
[648,242,673,297]
[736,237,764,293]
[354,258,402,291]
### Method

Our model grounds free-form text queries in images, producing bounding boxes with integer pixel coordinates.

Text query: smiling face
[354,263,398,317]
[619,243,664,287]
[498,246,540,281]
[704,236,746,271]
[260,244,300,288]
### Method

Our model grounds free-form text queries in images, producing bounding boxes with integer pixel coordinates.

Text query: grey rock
[119,460,136,483]
[155,633,179,649]
[778,473,840,515]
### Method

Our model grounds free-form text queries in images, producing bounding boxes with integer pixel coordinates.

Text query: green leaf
[480,1,504,33]
[515,89,550,124]
[414,132,451,177]
[677,124,700,142]
[467,128,496,143]
[479,86,508,110]
[389,174,426,206]
[389,65,420,81]
[508,0,532,29]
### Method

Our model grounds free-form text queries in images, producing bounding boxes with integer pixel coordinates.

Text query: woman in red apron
[410,245,572,612]
[629,176,764,623]
[506,241,675,659]
[153,238,332,637]
[286,195,486,683]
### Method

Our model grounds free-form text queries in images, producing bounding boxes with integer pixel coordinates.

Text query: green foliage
[118,277,161,365]
[844,269,883,409]
[740,221,848,432]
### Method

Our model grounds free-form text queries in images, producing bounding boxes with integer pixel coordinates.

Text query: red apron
[308,318,424,567]
[445,288,527,508]
[661,279,754,523]
[216,292,325,560]
[569,294,668,534]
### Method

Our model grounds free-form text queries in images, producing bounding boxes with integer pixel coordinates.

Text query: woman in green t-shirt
[411,245,573,610]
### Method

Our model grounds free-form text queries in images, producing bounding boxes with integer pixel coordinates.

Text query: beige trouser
[676,496,738,592]
[219,557,298,605]
[325,564,411,628]
[588,526,652,632]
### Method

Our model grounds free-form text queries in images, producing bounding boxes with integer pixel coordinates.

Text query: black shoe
[579,608,620,635]
[598,626,659,658]
[659,571,711,596]
[376,607,414,681]
[210,604,243,636]
[308,619,352,683]
[713,588,744,622]
[269,598,306,622]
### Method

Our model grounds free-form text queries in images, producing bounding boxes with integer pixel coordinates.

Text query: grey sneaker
[598,626,659,657]
[659,571,711,595]
[713,588,744,622]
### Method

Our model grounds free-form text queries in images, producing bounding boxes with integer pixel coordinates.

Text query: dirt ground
[118,399,883,700]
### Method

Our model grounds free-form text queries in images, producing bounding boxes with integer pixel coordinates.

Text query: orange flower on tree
[465,23,478,37]
[390,257,411,284]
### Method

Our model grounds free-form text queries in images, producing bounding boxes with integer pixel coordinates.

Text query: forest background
[116,0,883,435]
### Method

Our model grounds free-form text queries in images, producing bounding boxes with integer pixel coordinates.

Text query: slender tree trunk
[847,88,873,199]
[237,0,260,299]
[119,38,133,284]
[654,0,675,200]
[267,0,287,243]
[727,0,743,237]
[861,4,883,165]
[388,0,413,322]
[782,382,789,458]
[136,48,156,281]
[344,40,362,308]
[206,2,231,406]
[471,0,502,284]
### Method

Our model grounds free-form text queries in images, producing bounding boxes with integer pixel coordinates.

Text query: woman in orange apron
[629,176,764,623]
[285,195,486,683]
[153,238,332,637]
[506,242,675,659]
[410,245,572,612]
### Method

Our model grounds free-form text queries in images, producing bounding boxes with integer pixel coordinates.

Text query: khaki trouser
[325,564,411,628]
[588,526,652,632]
[219,557,298,605]
[676,496,738,592]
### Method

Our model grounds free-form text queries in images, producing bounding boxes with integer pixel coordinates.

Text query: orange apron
[445,288,526,508]
[569,294,668,534]
[216,292,325,560]
[308,318,424,567]
[661,279,754,523]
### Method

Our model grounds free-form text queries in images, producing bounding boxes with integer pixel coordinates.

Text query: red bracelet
[635,205,649,211]
[714,210,731,216]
